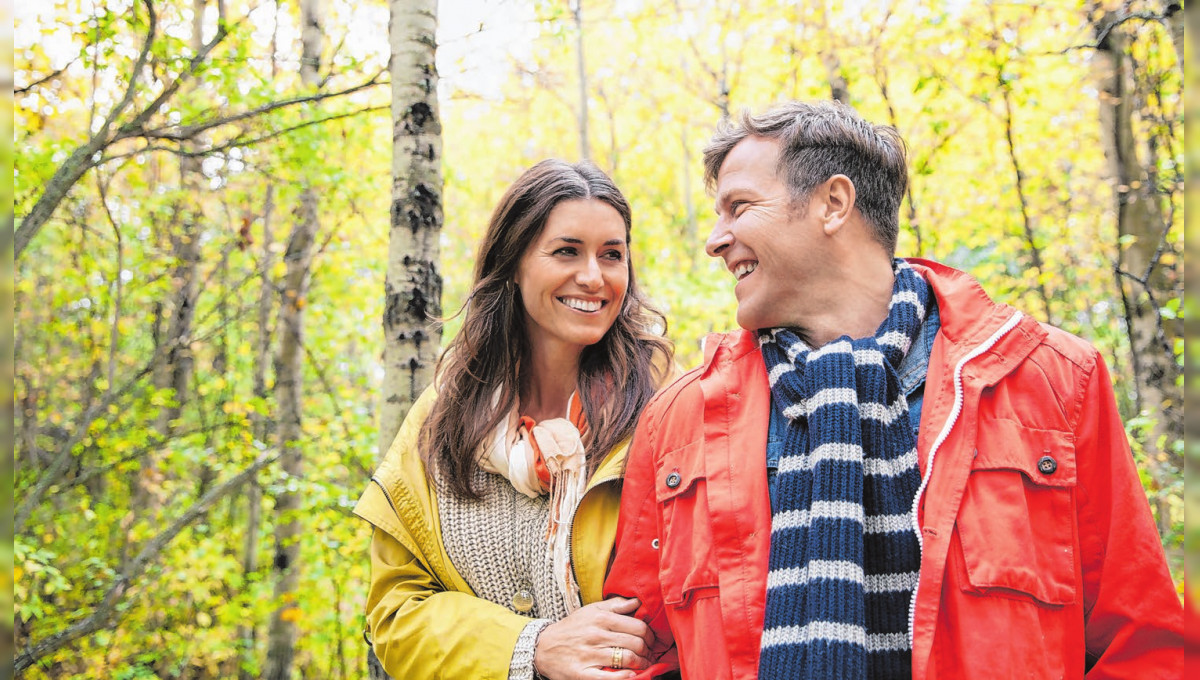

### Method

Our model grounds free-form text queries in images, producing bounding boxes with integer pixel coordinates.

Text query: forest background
[7,0,1191,678]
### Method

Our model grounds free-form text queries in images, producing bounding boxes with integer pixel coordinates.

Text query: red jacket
[605,259,1182,679]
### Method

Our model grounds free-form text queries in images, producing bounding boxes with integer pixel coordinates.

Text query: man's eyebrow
[713,191,731,215]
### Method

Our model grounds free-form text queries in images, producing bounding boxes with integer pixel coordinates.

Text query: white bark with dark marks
[379,0,443,459]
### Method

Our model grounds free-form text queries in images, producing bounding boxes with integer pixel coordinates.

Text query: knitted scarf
[757,260,929,680]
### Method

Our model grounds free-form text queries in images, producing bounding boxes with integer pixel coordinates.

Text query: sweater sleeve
[1073,355,1182,678]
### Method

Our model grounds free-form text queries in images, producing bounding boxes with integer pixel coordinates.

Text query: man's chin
[735,309,764,332]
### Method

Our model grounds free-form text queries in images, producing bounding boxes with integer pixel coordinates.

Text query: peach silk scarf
[480,391,590,612]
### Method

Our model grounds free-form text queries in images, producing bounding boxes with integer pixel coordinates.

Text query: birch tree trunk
[379,0,443,457]
[370,2,443,676]
[264,1,322,677]
[1091,7,1182,536]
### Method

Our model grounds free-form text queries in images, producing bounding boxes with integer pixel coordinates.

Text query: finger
[598,611,653,642]
[605,632,651,658]
[620,648,652,671]
[581,669,636,680]
[594,596,640,614]
[597,644,651,673]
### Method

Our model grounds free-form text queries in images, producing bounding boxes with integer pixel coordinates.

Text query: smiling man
[604,100,1182,679]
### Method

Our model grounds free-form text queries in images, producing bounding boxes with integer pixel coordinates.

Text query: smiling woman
[515,199,630,377]
[354,159,674,680]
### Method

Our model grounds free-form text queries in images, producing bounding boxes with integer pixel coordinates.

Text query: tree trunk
[371,2,443,676]
[239,184,276,680]
[264,1,322,677]
[572,0,590,160]
[816,1,850,104]
[1091,8,1182,536]
[1162,1,1182,71]
[136,0,206,514]
[263,191,319,680]
[998,85,1053,323]
[379,0,443,458]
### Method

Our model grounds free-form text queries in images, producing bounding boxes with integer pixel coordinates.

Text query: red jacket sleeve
[1074,356,1182,677]
[604,410,680,678]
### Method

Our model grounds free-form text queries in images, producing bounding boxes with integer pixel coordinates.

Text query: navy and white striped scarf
[757,260,928,680]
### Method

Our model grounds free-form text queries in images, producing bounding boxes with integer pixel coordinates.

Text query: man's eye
[731,201,748,215]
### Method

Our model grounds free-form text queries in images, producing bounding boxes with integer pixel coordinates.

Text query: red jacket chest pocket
[654,441,719,607]
[955,420,1078,606]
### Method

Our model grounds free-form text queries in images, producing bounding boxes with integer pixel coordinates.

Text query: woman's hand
[533,597,654,679]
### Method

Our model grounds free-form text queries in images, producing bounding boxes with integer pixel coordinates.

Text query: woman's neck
[519,344,581,422]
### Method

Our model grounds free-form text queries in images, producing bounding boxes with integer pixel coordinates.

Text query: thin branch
[124,69,386,142]
[14,452,278,673]
[301,341,371,480]
[102,105,389,164]
[14,360,157,533]
[115,9,233,140]
[14,58,81,95]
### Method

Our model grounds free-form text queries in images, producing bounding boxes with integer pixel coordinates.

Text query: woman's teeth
[561,297,602,312]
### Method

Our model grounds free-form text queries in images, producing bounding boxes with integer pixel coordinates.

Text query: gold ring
[610,646,623,669]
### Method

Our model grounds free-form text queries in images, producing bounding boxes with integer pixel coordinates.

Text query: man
[603,100,1182,679]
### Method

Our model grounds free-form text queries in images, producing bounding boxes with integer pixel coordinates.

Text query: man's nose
[705,219,733,257]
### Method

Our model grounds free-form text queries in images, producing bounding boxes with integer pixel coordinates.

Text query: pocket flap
[972,419,1076,487]
[653,441,706,503]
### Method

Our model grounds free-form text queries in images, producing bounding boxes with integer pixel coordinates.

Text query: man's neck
[790,256,897,348]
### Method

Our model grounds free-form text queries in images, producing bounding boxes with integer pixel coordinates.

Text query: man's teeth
[734,262,758,280]
[562,297,602,312]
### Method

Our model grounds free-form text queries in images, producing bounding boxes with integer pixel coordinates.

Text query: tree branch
[14,0,158,259]
[14,59,81,96]
[14,452,278,673]
[123,68,386,143]
[103,105,389,163]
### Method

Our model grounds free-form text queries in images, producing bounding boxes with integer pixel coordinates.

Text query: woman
[355,159,674,679]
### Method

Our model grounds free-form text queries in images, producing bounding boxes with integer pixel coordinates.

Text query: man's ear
[821,174,856,236]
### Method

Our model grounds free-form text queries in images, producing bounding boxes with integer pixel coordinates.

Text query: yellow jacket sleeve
[357,387,534,679]
[366,525,531,679]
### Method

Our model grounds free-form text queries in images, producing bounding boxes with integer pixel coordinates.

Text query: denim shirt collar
[897,294,939,399]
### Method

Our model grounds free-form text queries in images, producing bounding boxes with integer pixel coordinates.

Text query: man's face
[705,136,828,331]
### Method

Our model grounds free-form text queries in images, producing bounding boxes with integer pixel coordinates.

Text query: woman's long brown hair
[420,159,673,500]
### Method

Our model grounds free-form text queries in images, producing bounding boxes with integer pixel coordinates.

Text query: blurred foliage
[13,0,1183,677]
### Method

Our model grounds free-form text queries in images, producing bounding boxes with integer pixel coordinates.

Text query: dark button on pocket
[665,471,682,489]
[1037,455,1058,475]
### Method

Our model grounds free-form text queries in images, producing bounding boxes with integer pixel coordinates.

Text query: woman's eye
[553,247,578,256]
[603,250,625,261]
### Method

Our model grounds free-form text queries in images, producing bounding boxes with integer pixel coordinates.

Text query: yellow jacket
[354,386,630,679]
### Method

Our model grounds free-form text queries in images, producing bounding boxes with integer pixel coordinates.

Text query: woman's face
[514,198,629,359]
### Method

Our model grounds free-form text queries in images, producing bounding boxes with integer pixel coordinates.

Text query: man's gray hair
[703,100,908,254]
